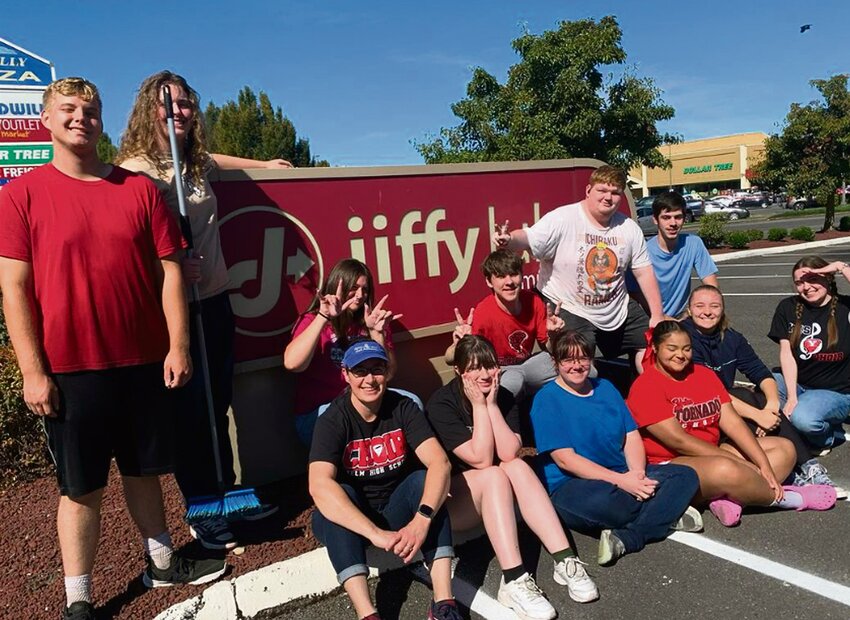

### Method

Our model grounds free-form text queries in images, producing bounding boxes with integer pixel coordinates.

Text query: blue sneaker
[797,459,847,499]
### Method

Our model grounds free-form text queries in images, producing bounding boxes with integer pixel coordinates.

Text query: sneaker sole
[496,589,556,620]
[552,569,600,603]
[143,564,227,588]
[189,525,238,551]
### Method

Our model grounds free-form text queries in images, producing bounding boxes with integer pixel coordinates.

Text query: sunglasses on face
[347,364,388,378]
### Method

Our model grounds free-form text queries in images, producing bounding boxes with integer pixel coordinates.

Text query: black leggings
[728,387,811,468]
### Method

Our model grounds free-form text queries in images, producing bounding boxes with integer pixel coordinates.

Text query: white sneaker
[496,572,556,620]
[553,556,599,603]
[189,516,237,550]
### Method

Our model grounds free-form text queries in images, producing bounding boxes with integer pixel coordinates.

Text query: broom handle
[163,85,225,493]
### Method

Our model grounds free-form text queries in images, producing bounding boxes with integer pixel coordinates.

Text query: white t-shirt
[526,202,650,330]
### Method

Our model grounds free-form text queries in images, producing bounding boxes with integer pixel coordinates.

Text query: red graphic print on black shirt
[344,429,407,477]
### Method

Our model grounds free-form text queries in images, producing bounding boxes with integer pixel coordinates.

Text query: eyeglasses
[347,364,388,378]
[558,356,592,366]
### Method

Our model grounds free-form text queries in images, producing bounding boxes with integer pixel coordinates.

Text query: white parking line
[719,263,796,267]
[716,275,786,279]
[719,293,790,297]
[669,532,850,606]
[452,576,516,619]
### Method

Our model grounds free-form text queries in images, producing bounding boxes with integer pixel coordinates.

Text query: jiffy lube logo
[219,206,323,340]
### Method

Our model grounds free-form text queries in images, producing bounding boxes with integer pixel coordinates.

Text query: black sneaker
[63,601,96,619]
[142,552,227,588]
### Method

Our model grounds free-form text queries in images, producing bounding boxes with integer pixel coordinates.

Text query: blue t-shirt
[530,378,637,494]
[645,234,717,317]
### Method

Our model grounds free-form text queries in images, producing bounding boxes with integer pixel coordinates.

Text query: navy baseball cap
[342,340,389,369]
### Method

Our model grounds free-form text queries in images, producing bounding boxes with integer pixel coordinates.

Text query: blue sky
[2,1,847,166]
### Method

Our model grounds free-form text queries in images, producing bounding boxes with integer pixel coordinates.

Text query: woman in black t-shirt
[426,336,599,617]
[309,339,461,620]
[769,256,850,451]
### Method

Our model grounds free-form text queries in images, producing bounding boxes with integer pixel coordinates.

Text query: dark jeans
[549,464,698,553]
[174,292,237,499]
[312,469,454,584]
[729,387,810,468]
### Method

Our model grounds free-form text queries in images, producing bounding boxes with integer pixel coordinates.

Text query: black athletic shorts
[44,363,176,498]
[556,298,650,359]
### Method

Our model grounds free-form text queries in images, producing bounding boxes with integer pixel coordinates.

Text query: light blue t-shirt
[646,234,717,317]
[530,378,637,494]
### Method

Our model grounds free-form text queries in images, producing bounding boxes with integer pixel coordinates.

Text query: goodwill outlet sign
[0,37,55,187]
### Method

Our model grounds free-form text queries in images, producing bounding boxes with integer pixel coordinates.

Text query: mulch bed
[0,468,318,619]
[708,229,850,255]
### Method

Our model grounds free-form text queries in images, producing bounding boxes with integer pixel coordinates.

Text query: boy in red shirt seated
[446,250,564,399]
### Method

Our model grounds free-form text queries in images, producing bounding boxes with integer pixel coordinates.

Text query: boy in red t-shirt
[445,250,564,398]
[0,78,224,620]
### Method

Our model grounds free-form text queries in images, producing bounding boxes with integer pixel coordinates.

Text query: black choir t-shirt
[310,390,434,510]
[425,377,521,473]
[768,295,850,394]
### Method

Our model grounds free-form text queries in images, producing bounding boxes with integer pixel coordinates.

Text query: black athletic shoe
[142,552,226,588]
[63,601,96,620]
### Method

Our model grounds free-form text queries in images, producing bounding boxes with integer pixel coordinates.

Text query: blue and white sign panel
[0,37,55,91]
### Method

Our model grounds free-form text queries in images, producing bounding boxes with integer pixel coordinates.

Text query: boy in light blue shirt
[631,191,718,317]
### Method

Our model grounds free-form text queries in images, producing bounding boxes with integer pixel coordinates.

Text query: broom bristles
[185,495,224,523]
[223,488,263,519]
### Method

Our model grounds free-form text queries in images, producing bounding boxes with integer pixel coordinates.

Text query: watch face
[418,504,434,518]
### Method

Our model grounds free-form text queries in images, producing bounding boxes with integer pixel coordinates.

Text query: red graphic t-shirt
[626,364,730,464]
[472,291,548,366]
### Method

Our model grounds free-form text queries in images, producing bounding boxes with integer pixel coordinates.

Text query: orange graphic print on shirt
[585,242,618,295]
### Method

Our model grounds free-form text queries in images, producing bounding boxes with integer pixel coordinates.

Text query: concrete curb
[711,236,850,263]
[154,527,485,620]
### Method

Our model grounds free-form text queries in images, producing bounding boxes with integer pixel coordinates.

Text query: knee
[710,457,751,487]
[787,406,827,434]
[480,466,513,498]
[661,464,700,491]
[499,457,535,482]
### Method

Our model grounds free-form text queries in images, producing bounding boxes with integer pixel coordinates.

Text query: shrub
[789,226,816,242]
[745,229,764,242]
[0,346,51,488]
[767,227,788,242]
[726,231,750,249]
[838,216,850,232]
[698,213,727,249]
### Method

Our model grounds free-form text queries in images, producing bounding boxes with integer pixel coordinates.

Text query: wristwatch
[417,504,434,519]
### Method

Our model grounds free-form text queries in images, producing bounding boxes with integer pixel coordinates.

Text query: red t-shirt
[626,364,730,464]
[472,291,548,366]
[0,164,184,372]
[290,313,394,414]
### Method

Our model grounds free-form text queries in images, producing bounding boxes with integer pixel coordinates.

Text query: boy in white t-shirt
[493,165,664,373]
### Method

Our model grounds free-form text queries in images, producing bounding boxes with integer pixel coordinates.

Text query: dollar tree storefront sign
[683,162,733,174]
[0,143,52,165]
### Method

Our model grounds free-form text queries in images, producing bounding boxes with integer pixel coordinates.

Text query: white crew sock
[65,573,92,605]
[143,531,174,570]
[772,490,804,510]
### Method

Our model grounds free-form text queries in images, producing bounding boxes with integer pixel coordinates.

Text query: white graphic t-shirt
[526,202,650,330]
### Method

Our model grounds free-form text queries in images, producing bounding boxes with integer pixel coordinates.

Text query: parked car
[634,194,698,222]
[636,206,656,235]
[739,191,771,208]
[786,195,818,210]
[710,195,735,207]
[704,200,750,220]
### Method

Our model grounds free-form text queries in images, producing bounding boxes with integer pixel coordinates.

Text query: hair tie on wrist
[318,311,330,320]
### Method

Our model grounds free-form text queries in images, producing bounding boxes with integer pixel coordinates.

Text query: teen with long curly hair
[117,71,291,550]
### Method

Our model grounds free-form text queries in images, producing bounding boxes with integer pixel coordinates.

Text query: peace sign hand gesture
[365,294,403,334]
[493,220,511,248]
[452,307,475,343]
[546,302,565,333]
[319,278,358,319]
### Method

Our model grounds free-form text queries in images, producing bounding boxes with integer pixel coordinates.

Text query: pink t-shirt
[291,313,394,414]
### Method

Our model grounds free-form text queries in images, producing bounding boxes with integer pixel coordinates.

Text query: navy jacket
[681,317,773,389]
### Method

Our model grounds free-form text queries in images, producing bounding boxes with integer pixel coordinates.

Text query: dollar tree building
[628,132,767,197]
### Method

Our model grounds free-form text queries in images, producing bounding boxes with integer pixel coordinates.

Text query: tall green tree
[754,75,850,231]
[205,87,328,167]
[97,132,117,163]
[416,16,677,170]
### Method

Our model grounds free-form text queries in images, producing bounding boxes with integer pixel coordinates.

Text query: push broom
[163,85,263,522]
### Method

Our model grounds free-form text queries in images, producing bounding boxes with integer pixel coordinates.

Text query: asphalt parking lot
[270,243,850,620]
